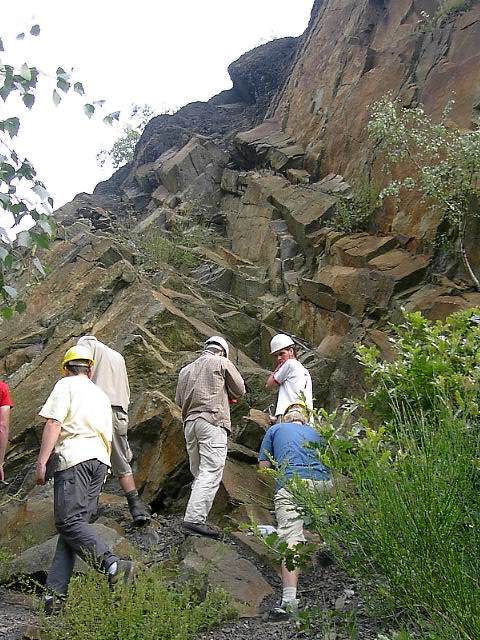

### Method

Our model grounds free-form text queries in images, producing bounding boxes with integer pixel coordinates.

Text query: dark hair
[205,345,225,356]
[65,363,90,375]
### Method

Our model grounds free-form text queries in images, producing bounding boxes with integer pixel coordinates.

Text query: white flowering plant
[368,96,480,288]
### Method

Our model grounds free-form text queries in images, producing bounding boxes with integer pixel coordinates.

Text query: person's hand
[36,460,46,486]
[269,414,277,425]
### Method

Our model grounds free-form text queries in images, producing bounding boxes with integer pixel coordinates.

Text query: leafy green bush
[435,0,473,18]
[368,97,480,288]
[357,308,480,424]
[283,309,480,639]
[318,405,480,639]
[330,182,380,233]
[139,220,209,271]
[41,566,236,640]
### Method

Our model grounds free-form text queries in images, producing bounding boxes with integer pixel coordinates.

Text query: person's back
[258,410,332,621]
[176,350,244,432]
[260,421,330,489]
[176,336,245,538]
[76,335,149,525]
[77,336,129,412]
[43,375,113,470]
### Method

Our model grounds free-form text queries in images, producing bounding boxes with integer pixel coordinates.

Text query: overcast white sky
[2,1,313,208]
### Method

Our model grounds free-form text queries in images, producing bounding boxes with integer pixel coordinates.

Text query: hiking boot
[181,521,221,540]
[43,593,66,616]
[127,493,151,526]
[108,560,136,589]
[266,599,299,622]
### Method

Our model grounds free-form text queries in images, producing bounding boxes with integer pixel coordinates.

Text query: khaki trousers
[275,478,334,545]
[184,417,228,524]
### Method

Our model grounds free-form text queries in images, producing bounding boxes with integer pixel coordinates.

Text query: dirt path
[0,588,37,640]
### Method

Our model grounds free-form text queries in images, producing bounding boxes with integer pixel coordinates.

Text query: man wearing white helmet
[266,334,313,422]
[77,335,150,526]
[175,336,246,538]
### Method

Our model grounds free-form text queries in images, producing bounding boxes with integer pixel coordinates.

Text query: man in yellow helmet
[36,345,134,614]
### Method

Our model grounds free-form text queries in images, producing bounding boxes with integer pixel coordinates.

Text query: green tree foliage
[368,97,480,288]
[97,104,154,168]
[0,26,119,318]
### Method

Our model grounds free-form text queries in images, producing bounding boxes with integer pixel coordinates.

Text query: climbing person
[36,345,134,614]
[77,335,150,525]
[0,379,13,484]
[265,334,313,422]
[175,336,246,539]
[258,404,333,620]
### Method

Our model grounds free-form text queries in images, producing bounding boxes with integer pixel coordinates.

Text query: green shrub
[435,0,473,18]
[357,308,480,425]
[368,96,480,288]
[317,404,480,639]
[140,232,201,270]
[330,182,380,233]
[41,566,236,640]
[282,309,480,638]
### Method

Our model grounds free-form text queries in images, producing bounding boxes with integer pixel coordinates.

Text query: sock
[281,586,297,604]
[108,562,118,576]
[125,490,138,502]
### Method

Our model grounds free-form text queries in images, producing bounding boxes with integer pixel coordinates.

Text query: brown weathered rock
[368,250,430,291]
[314,265,394,316]
[214,459,274,517]
[180,537,273,616]
[158,136,227,195]
[286,168,310,185]
[328,234,397,268]
[271,0,480,240]
[2,524,132,583]
[0,484,55,554]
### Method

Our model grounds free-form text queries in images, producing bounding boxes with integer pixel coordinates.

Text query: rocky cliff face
[270,0,480,241]
[1,0,480,541]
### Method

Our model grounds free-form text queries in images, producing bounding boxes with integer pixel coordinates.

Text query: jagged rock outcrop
[95,37,300,201]
[269,0,480,243]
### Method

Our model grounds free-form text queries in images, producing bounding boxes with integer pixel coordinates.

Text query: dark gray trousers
[46,458,118,595]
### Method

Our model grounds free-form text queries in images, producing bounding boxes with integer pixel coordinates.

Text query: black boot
[126,490,151,525]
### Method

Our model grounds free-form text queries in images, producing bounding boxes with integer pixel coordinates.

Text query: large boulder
[179,537,273,616]
[1,524,132,583]
[157,137,227,197]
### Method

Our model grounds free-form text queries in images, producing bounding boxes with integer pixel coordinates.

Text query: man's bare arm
[0,406,11,482]
[265,374,279,391]
[36,419,62,485]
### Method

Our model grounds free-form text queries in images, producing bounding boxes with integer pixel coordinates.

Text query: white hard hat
[270,333,295,355]
[205,336,229,359]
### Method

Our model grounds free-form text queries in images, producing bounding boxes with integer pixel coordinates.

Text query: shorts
[274,478,334,545]
[110,406,133,478]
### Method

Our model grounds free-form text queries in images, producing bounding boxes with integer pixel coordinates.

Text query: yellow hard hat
[61,345,95,372]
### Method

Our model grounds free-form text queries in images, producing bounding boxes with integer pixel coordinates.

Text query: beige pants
[275,478,334,545]
[110,406,133,478]
[184,417,228,524]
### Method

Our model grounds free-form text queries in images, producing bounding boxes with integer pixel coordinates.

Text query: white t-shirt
[273,358,313,416]
[39,375,113,471]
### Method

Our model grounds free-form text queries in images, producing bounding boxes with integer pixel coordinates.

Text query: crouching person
[258,405,333,621]
[36,346,134,614]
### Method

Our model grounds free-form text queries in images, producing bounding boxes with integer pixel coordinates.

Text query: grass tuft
[40,566,237,640]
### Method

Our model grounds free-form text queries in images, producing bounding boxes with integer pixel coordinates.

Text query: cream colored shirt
[77,336,130,413]
[39,376,113,471]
